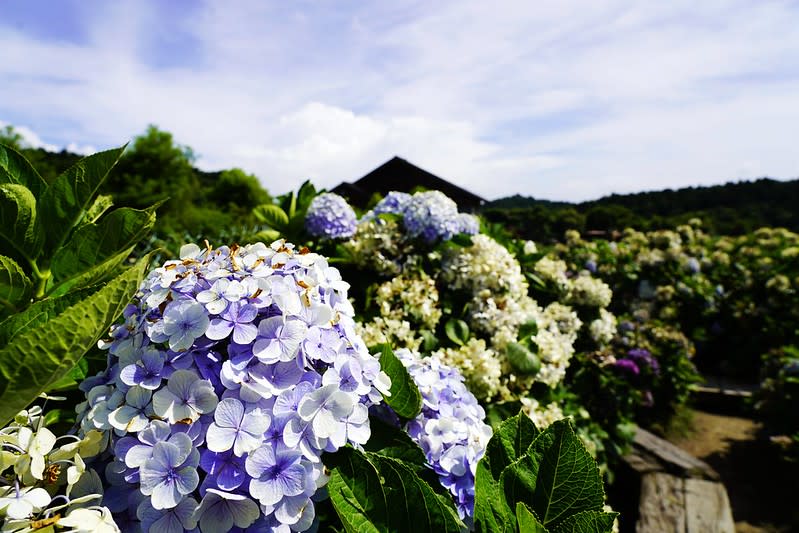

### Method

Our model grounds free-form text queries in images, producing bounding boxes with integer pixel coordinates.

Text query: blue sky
[2,0,798,201]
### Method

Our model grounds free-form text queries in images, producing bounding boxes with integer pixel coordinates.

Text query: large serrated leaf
[38,145,126,256]
[0,287,96,346]
[48,246,134,297]
[0,254,150,426]
[0,144,47,198]
[530,420,605,529]
[253,204,289,230]
[551,510,618,533]
[0,183,42,262]
[377,344,422,419]
[489,411,540,478]
[51,205,156,286]
[499,455,540,519]
[0,255,32,312]
[474,411,540,533]
[327,447,465,533]
[516,503,548,533]
[78,194,114,228]
[362,418,427,466]
[367,453,465,533]
[327,446,388,533]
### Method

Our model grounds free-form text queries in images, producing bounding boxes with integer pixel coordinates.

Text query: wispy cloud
[1,0,797,201]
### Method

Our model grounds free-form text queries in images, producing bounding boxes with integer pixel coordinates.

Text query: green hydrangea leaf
[253,204,290,231]
[506,342,541,375]
[444,318,470,346]
[78,194,114,228]
[450,233,474,247]
[474,411,540,533]
[50,205,156,291]
[376,344,422,419]
[326,446,388,533]
[366,453,465,532]
[530,420,605,529]
[362,418,427,466]
[516,503,548,533]
[38,146,127,256]
[500,455,540,520]
[0,254,150,426]
[551,510,618,533]
[0,287,96,346]
[0,183,42,262]
[0,255,32,312]
[0,144,47,198]
[296,180,317,212]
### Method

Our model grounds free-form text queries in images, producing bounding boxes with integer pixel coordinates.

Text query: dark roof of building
[331,156,486,211]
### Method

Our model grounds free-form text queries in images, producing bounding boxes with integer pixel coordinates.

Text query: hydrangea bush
[304,192,358,239]
[78,240,392,531]
[395,349,493,524]
[1,146,618,533]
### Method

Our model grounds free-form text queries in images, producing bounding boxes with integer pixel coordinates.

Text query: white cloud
[0,0,797,201]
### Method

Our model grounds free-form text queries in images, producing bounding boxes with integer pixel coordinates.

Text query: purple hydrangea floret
[305,193,358,239]
[613,358,640,375]
[626,348,660,375]
[79,240,391,532]
[394,349,492,526]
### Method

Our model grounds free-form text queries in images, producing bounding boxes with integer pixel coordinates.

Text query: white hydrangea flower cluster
[519,398,566,429]
[0,405,115,532]
[470,293,539,349]
[356,316,422,351]
[442,235,527,295]
[342,219,408,276]
[567,274,613,308]
[533,257,570,292]
[442,235,580,393]
[590,309,618,346]
[432,339,502,401]
[374,272,442,330]
[357,273,441,351]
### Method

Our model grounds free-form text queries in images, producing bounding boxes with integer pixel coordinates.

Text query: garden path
[669,410,798,533]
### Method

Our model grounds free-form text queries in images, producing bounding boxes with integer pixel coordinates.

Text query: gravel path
[669,410,798,533]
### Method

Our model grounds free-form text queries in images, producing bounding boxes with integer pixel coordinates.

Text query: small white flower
[0,486,51,519]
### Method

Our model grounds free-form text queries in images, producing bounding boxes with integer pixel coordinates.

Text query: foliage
[326,411,615,533]
[473,413,616,533]
[0,144,154,426]
[754,343,799,462]
[252,180,318,244]
[549,224,799,380]
[483,177,799,239]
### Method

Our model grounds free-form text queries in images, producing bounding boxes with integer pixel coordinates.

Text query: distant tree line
[482,178,799,241]
[4,122,797,244]
[1,124,272,245]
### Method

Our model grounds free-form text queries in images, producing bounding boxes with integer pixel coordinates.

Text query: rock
[619,426,735,533]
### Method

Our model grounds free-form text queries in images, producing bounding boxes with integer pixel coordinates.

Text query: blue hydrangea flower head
[305,193,358,239]
[402,191,462,242]
[363,191,412,220]
[456,213,480,235]
[393,349,493,525]
[79,240,391,532]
